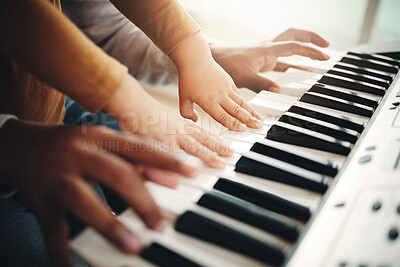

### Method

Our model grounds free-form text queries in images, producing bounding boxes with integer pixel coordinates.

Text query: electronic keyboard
[71,48,400,267]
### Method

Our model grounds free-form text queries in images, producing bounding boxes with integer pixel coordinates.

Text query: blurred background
[180,0,400,50]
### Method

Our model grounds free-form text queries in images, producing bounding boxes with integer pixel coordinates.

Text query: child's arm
[110,0,263,131]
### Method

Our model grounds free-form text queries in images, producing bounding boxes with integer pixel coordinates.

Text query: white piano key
[222,152,242,165]
[71,226,157,267]
[277,68,323,83]
[179,173,219,192]
[249,96,290,118]
[84,208,269,267]
[257,90,299,104]
[277,81,311,97]
[222,129,266,143]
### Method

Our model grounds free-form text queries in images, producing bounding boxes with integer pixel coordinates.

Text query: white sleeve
[0,114,18,199]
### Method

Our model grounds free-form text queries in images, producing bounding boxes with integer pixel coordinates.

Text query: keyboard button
[289,104,365,132]
[328,68,390,88]
[235,151,329,194]
[279,112,359,144]
[347,52,400,67]
[341,55,398,74]
[141,242,202,267]
[250,139,338,176]
[334,62,393,82]
[267,122,352,155]
[300,92,374,117]
[309,84,379,108]
[213,178,311,221]
[175,211,285,266]
[197,190,299,241]
[319,73,386,96]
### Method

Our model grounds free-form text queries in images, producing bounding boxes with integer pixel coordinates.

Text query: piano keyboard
[71,50,400,267]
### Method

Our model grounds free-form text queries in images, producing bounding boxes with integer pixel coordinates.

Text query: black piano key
[267,123,352,156]
[300,92,374,117]
[235,155,329,194]
[140,242,203,267]
[347,51,400,67]
[214,178,311,221]
[289,104,365,133]
[250,140,338,176]
[319,73,386,96]
[334,62,393,82]
[327,68,390,88]
[341,56,398,74]
[175,211,285,266]
[197,191,299,241]
[309,84,379,108]
[279,113,358,143]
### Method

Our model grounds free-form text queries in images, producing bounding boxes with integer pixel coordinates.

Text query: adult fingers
[57,174,144,254]
[184,124,233,156]
[39,209,72,267]
[79,152,165,231]
[274,61,312,72]
[179,98,199,122]
[201,103,247,131]
[96,131,198,178]
[177,134,225,169]
[273,28,330,47]
[270,41,330,61]
[142,166,181,189]
[221,97,263,129]
[239,71,281,93]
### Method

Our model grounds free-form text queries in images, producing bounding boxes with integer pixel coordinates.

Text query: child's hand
[103,74,233,169]
[169,32,263,131]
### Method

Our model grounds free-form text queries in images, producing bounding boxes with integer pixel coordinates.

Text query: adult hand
[169,32,264,131]
[210,28,330,93]
[103,74,233,169]
[0,119,199,267]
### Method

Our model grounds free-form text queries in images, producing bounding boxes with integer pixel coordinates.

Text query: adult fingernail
[323,53,330,59]
[270,87,280,93]
[118,228,143,253]
[153,220,168,232]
